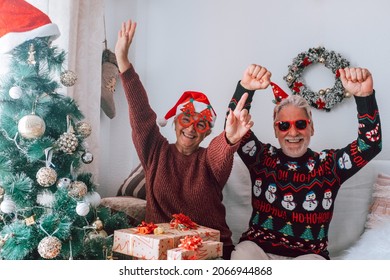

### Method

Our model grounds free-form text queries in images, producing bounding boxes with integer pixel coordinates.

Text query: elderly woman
[115,19,253,259]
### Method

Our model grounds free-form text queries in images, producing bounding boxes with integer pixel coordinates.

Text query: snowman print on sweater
[281,192,296,210]
[302,190,318,211]
[265,184,277,203]
[253,179,262,197]
[321,189,333,210]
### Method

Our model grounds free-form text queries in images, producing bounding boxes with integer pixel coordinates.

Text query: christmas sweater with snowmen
[228,82,382,259]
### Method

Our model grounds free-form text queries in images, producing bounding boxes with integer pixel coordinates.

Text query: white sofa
[101,155,390,259]
[224,154,390,259]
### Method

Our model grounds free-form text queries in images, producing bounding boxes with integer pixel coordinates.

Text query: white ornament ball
[68,181,88,198]
[84,191,101,208]
[36,167,57,187]
[18,114,46,139]
[56,177,72,189]
[76,202,90,216]
[38,236,62,259]
[9,86,23,99]
[0,199,16,214]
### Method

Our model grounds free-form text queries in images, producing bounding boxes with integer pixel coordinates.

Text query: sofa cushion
[328,160,390,259]
[116,164,146,199]
[222,154,252,245]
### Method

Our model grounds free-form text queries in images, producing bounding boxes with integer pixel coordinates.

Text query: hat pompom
[157,118,168,127]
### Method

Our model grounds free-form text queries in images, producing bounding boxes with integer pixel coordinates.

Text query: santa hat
[0,0,60,53]
[270,82,289,105]
[158,91,217,127]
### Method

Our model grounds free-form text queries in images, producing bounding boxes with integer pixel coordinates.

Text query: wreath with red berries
[283,47,350,111]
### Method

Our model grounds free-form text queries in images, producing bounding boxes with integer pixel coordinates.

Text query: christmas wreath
[283,47,350,111]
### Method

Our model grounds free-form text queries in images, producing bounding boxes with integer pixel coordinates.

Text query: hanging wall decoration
[283,47,350,111]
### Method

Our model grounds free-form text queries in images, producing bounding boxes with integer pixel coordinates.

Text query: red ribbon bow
[178,235,203,251]
[170,213,198,231]
[137,221,158,234]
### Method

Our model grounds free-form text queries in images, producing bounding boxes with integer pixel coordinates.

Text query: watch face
[253,179,262,197]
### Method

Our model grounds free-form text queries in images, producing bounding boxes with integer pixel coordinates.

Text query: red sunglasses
[275,119,311,131]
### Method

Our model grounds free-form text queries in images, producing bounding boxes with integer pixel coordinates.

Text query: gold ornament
[87,229,108,240]
[92,217,104,231]
[154,226,165,235]
[38,236,62,259]
[25,215,36,226]
[60,70,77,87]
[319,89,325,95]
[36,167,57,187]
[344,91,352,98]
[75,121,92,138]
[18,114,46,139]
[68,181,88,198]
[286,74,293,82]
[57,132,78,154]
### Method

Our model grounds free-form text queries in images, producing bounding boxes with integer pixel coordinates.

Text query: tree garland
[283,47,350,111]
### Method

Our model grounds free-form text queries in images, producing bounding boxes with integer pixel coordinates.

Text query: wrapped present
[167,236,223,260]
[112,223,220,260]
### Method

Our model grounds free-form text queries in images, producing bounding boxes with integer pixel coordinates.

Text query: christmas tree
[0,0,129,260]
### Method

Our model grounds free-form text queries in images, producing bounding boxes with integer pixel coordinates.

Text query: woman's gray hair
[273,95,312,121]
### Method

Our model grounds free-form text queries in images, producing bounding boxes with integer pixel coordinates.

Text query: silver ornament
[38,236,62,259]
[82,151,93,164]
[27,43,36,65]
[57,132,78,154]
[68,181,88,198]
[18,114,46,139]
[75,121,92,138]
[9,86,23,99]
[60,70,77,87]
[36,167,57,187]
[56,177,72,189]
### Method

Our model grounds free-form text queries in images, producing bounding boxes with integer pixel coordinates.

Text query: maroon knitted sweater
[119,65,238,249]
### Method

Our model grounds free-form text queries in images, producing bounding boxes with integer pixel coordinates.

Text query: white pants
[231,240,326,260]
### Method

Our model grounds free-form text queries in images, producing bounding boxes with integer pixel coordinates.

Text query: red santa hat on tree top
[0,0,60,53]
[158,91,217,128]
[270,82,289,105]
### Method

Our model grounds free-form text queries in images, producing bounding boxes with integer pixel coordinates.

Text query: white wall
[99,0,390,197]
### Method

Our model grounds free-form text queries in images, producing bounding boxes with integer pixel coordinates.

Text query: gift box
[112,223,220,260]
[167,241,223,260]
